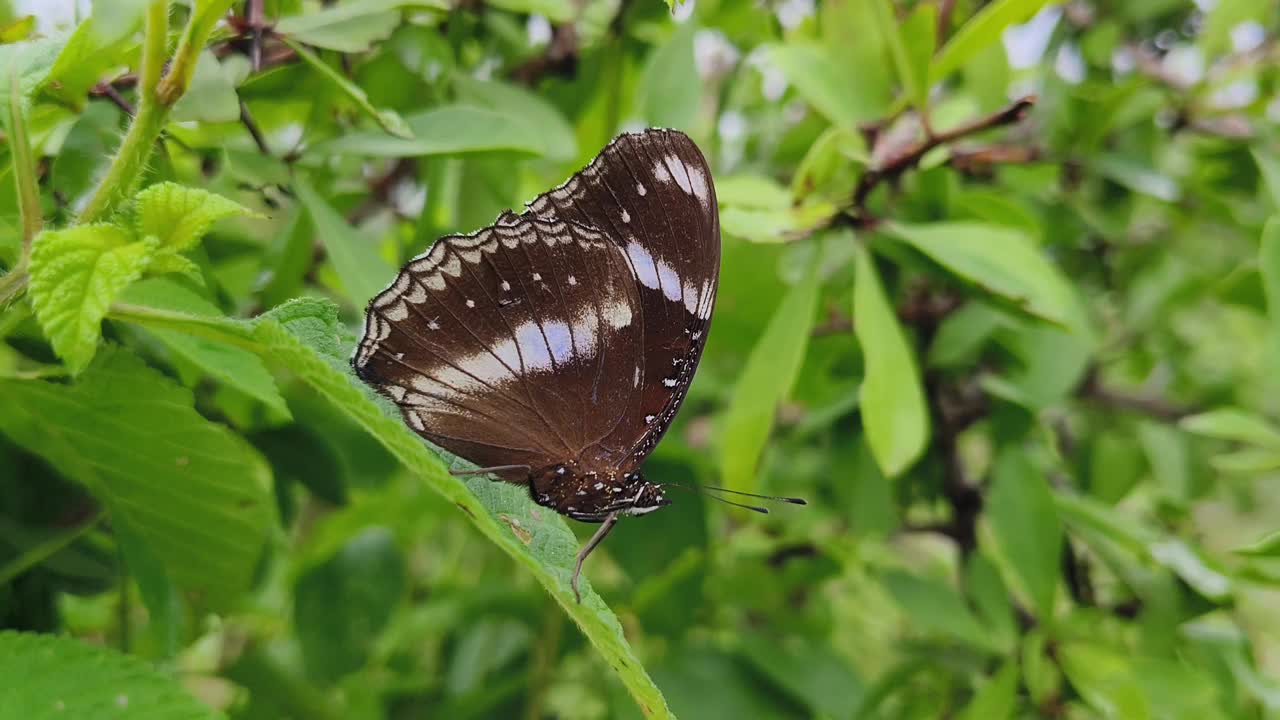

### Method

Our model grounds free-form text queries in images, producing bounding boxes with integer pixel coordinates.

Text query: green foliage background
[2,0,1280,718]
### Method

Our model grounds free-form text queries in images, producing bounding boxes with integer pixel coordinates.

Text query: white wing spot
[568,275,577,286]
[637,182,647,196]
[594,482,604,490]
[428,319,441,330]
[501,280,511,291]
[665,154,693,194]
[633,365,640,386]
[621,209,631,223]
[645,414,655,423]
[532,272,542,281]
[466,299,475,308]
[662,377,678,388]
[652,160,672,185]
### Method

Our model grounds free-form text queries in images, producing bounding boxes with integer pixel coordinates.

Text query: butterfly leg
[572,511,620,603]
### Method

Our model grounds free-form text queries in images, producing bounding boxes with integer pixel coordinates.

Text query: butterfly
[353,129,798,601]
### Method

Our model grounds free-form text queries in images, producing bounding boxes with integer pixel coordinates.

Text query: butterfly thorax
[529,463,670,522]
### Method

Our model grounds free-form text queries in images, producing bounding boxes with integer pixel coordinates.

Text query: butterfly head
[529,464,670,522]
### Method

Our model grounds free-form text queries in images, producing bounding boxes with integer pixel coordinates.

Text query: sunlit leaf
[853,244,929,477]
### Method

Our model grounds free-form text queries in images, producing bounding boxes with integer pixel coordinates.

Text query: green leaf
[931,0,1054,83]
[1058,643,1150,719]
[770,43,883,126]
[719,266,821,492]
[882,221,1084,332]
[886,0,935,109]
[293,178,393,308]
[28,225,158,373]
[119,278,289,417]
[959,662,1018,720]
[311,104,547,158]
[170,51,241,123]
[0,348,273,604]
[1252,150,1280,210]
[275,0,445,52]
[0,630,219,720]
[1260,217,1280,356]
[452,75,577,161]
[284,38,412,138]
[984,448,1062,619]
[853,245,929,477]
[1180,408,1280,449]
[1234,530,1280,558]
[243,300,673,717]
[134,182,256,253]
[717,174,791,210]
[740,635,865,719]
[720,201,838,243]
[486,0,573,21]
[883,570,1002,652]
[295,527,405,681]
[640,24,698,131]
[37,1,148,110]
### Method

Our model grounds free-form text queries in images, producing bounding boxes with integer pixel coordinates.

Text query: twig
[851,96,1036,223]
[246,0,265,72]
[239,100,271,155]
[1077,367,1195,422]
[90,81,137,115]
[511,23,579,85]
[936,0,956,41]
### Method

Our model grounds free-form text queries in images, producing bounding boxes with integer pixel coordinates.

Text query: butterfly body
[352,128,718,599]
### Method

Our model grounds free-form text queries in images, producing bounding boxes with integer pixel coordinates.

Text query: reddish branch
[851,96,1037,224]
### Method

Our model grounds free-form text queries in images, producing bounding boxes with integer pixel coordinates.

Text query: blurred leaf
[453,75,577,161]
[1252,150,1280,210]
[883,221,1084,331]
[931,0,1053,82]
[486,0,573,21]
[720,201,837,243]
[1180,408,1280,449]
[120,278,289,417]
[853,244,929,477]
[717,174,791,210]
[275,0,445,52]
[28,225,157,373]
[312,104,548,157]
[770,43,882,126]
[0,348,272,604]
[0,16,35,43]
[49,102,119,213]
[928,301,1005,368]
[171,51,240,123]
[1058,643,1150,719]
[1260,217,1280,359]
[740,635,864,719]
[653,647,795,720]
[883,570,1002,652]
[641,23,698,131]
[0,630,218,719]
[1234,530,1280,558]
[879,0,933,109]
[285,39,412,138]
[295,527,404,681]
[1093,155,1180,202]
[985,448,1061,619]
[294,177,393,308]
[719,263,820,493]
[958,662,1018,720]
[37,1,147,110]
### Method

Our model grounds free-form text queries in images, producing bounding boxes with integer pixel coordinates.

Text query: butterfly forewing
[518,129,720,465]
[354,215,645,479]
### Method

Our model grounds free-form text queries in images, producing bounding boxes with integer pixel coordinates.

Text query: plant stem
[108,303,261,350]
[8,67,41,252]
[78,0,238,224]
[77,0,170,224]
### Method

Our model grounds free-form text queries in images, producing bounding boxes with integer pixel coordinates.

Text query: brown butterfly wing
[517,129,720,468]
[353,215,645,480]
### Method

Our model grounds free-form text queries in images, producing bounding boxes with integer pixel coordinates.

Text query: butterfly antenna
[450,464,531,477]
[658,483,770,514]
[697,484,808,505]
